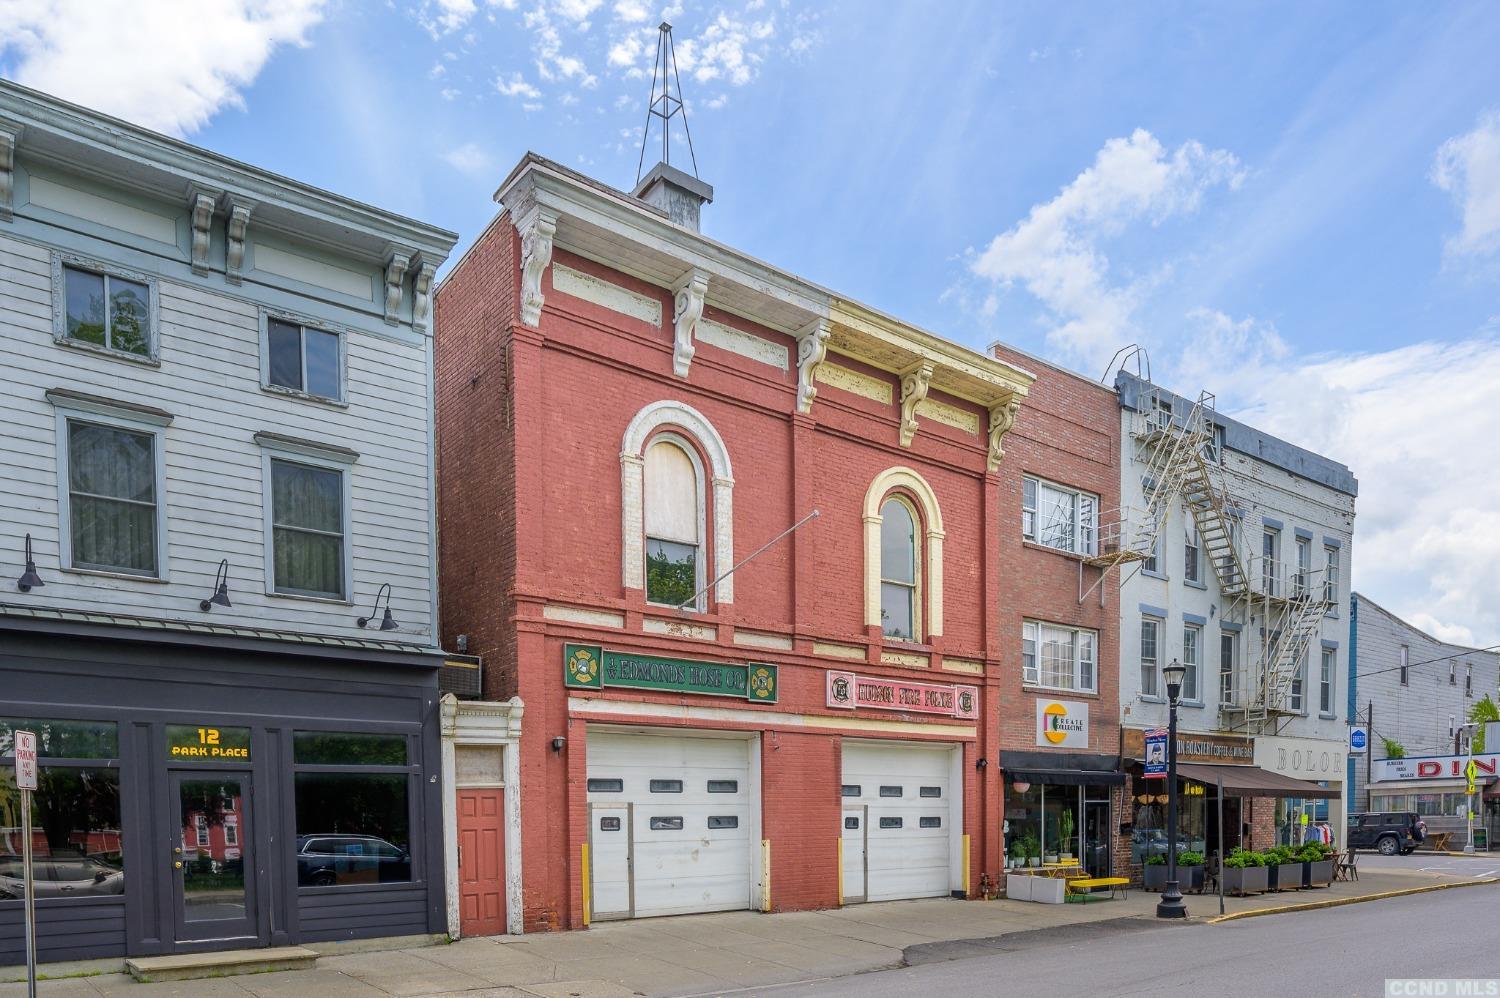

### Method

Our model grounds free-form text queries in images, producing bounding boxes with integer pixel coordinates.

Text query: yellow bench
[1065,876,1129,902]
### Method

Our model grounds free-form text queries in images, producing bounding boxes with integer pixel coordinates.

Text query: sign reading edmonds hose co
[825,671,979,719]
[564,644,777,703]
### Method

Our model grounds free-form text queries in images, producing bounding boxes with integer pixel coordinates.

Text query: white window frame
[51,252,161,364]
[257,435,357,603]
[1323,545,1340,615]
[1262,528,1280,596]
[1466,663,1473,697]
[1294,535,1312,597]
[195,815,209,848]
[1219,629,1238,706]
[225,814,239,847]
[50,393,172,581]
[1140,616,1161,699]
[1320,647,1336,716]
[1021,475,1098,557]
[879,493,922,642]
[1290,647,1306,714]
[1022,619,1097,694]
[1400,645,1409,686]
[643,432,708,613]
[1183,623,1202,703]
[258,307,350,405]
[1183,517,1201,585]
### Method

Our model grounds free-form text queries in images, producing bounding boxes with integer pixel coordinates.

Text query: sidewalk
[4,866,1494,997]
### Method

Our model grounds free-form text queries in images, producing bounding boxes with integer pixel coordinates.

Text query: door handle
[174,861,183,870]
[174,847,182,855]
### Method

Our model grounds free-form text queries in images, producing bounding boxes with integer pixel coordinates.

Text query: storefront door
[1083,799,1110,877]
[170,772,257,944]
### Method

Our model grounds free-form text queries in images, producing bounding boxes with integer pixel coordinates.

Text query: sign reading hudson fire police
[825,671,980,719]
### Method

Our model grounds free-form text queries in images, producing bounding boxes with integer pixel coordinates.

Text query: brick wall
[761,732,841,911]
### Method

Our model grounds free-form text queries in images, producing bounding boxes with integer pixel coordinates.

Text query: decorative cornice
[987,396,1021,473]
[188,189,217,276]
[795,318,830,414]
[222,195,254,285]
[516,205,557,327]
[671,268,708,378]
[383,246,414,326]
[412,260,437,332]
[898,362,933,447]
[0,119,20,223]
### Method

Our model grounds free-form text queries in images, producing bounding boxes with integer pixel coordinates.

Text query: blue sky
[4,1,1500,648]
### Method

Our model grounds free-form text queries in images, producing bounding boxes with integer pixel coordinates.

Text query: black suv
[1347,812,1426,855]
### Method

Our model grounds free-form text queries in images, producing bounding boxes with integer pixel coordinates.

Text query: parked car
[0,855,125,899]
[295,834,410,886]
[1347,811,1426,855]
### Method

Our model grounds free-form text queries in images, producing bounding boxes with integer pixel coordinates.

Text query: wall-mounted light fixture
[16,534,44,592]
[551,736,566,753]
[199,559,232,611]
[357,583,399,631]
[975,758,988,771]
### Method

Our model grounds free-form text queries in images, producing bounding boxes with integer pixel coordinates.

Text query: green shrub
[1144,853,1166,866]
[1225,847,1267,868]
[1178,851,1205,866]
[1296,842,1332,862]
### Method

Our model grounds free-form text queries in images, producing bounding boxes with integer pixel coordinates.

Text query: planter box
[1143,864,1202,893]
[1005,873,1033,902]
[1303,859,1334,888]
[1143,864,1167,891]
[1268,862,1303,891]
[1222,865,1268,896]
[1030,877,1066,904]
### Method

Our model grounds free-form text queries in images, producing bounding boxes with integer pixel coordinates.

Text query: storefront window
[293,730,412,887]
[1,719,123,901]
[1006,782,1111,875]
[1130,782,1208,863]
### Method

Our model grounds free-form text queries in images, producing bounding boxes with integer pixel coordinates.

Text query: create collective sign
[1034,699,1089,748]
[825,671,979,719]
[1372,752,1500,783]
[564,644,778,703]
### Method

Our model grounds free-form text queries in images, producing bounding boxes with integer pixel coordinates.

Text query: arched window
[621,400,735,607]
[863,467,945,642]
[879,496,919,641]
[643,436,703,609]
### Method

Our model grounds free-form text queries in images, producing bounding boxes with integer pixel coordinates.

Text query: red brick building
[433,156,1143,933]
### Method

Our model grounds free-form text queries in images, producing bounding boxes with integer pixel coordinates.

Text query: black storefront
[0,611,445,964]
[1000,751,1125,878]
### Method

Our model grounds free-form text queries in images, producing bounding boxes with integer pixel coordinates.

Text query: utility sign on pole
[14,728,39,998]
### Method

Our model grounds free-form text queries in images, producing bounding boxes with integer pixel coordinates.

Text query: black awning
[1005,768,1126,787]
[1001,750,1125,786]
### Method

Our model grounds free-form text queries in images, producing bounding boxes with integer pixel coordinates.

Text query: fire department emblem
[829,674,852,707]
[957,688,975,715]
[749,666,776,701]
[566,646,599,685]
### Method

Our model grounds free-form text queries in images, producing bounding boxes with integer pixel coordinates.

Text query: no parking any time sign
[14,729,38,791]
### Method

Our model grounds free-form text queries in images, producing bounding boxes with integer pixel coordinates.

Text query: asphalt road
[751,884,1500,998]
[1359,851,1500,879]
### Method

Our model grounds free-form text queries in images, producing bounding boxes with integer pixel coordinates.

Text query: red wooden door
[458,789,506,936]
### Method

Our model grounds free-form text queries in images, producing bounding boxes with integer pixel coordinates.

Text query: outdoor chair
[1335,849,1359,882]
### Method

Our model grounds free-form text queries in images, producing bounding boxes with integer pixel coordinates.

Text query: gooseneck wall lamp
[357,582,399,631]
[16,534,45,592]
[199,559,232,611]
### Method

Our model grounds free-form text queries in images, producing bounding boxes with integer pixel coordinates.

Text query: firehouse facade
[436,156,1035,929]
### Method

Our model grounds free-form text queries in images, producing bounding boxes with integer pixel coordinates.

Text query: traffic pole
[21,785,37,998]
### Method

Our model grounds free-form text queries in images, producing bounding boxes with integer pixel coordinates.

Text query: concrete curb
[1204,877,1500,924]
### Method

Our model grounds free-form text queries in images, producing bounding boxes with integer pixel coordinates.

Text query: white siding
[1,230,436,642]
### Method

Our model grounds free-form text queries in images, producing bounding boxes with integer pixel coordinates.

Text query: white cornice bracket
[795,318,830,414]
[987,396,1021,472]
[222,196,254,285]
[188,190,216,276]
[412,260,437,332]
[0,121,20,223]
[899,362,934,447]
[671,268,708,379]
[517,206,558,327]
[383,246,414,325]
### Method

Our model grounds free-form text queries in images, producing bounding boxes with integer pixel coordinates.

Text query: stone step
[126,946,318,982]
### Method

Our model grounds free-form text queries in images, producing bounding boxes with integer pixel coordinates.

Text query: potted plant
[1058,809,1076,862]
[1177,850,1206,894]
[1264,845,1303,891]
[1300,841,1335,888]
[1023,832,1042,868]
[1143,853,1168,891]
[1221,848,1268,896]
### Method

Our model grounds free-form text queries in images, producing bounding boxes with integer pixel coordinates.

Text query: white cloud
[442,141,494,176]
[1432,109,1500,259]
[495,71,542,99]
[1163,319,1500,647]
[613,0,649,22]
[417,0,477,37]
[970,129,1243,363]
[440,86,461,101]
[0,0,325,136]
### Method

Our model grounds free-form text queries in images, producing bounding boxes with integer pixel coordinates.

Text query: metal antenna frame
[636,21,700,185]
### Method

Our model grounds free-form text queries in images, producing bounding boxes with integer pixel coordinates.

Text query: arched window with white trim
[863,467,944,642]
[643,435,704,609]
[621,400,735,608]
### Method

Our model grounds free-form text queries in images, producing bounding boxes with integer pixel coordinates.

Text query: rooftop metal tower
[636,21,700,185]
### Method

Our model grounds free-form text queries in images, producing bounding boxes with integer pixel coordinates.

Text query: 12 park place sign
[825,671,979,720]
[565,644,777,703]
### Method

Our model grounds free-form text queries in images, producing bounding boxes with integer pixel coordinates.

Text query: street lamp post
[1157,660,1189,919]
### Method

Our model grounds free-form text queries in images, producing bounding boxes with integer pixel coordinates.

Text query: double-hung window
[1399,646,1409,686]
[1262,529,1279,596]
[1294,536,1312,597]
[880,496,920,641]
[1022,620,1096,693]
[57,259,154,359]
[264,315,343,402]
[1183,624,1202,702]
[258,434,356,602]
[1320,647,1335,715]
[1290,648,1306,713]
[644,436,705,610]
[1323,545,1340,613]
[1021,476,1098,556]
[1466,664,1473,697]
[1141,617,1161,698]
[1219,631,1238,706]
[1184,518,1200,584]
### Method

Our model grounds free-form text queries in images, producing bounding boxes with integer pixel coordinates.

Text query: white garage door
[587,729,754,920]
[841,741,955,903]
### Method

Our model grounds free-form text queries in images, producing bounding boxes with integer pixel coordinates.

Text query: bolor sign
[1035,699,1089,748]
[1253,734,1346,782]
[1372,752,1500,783]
